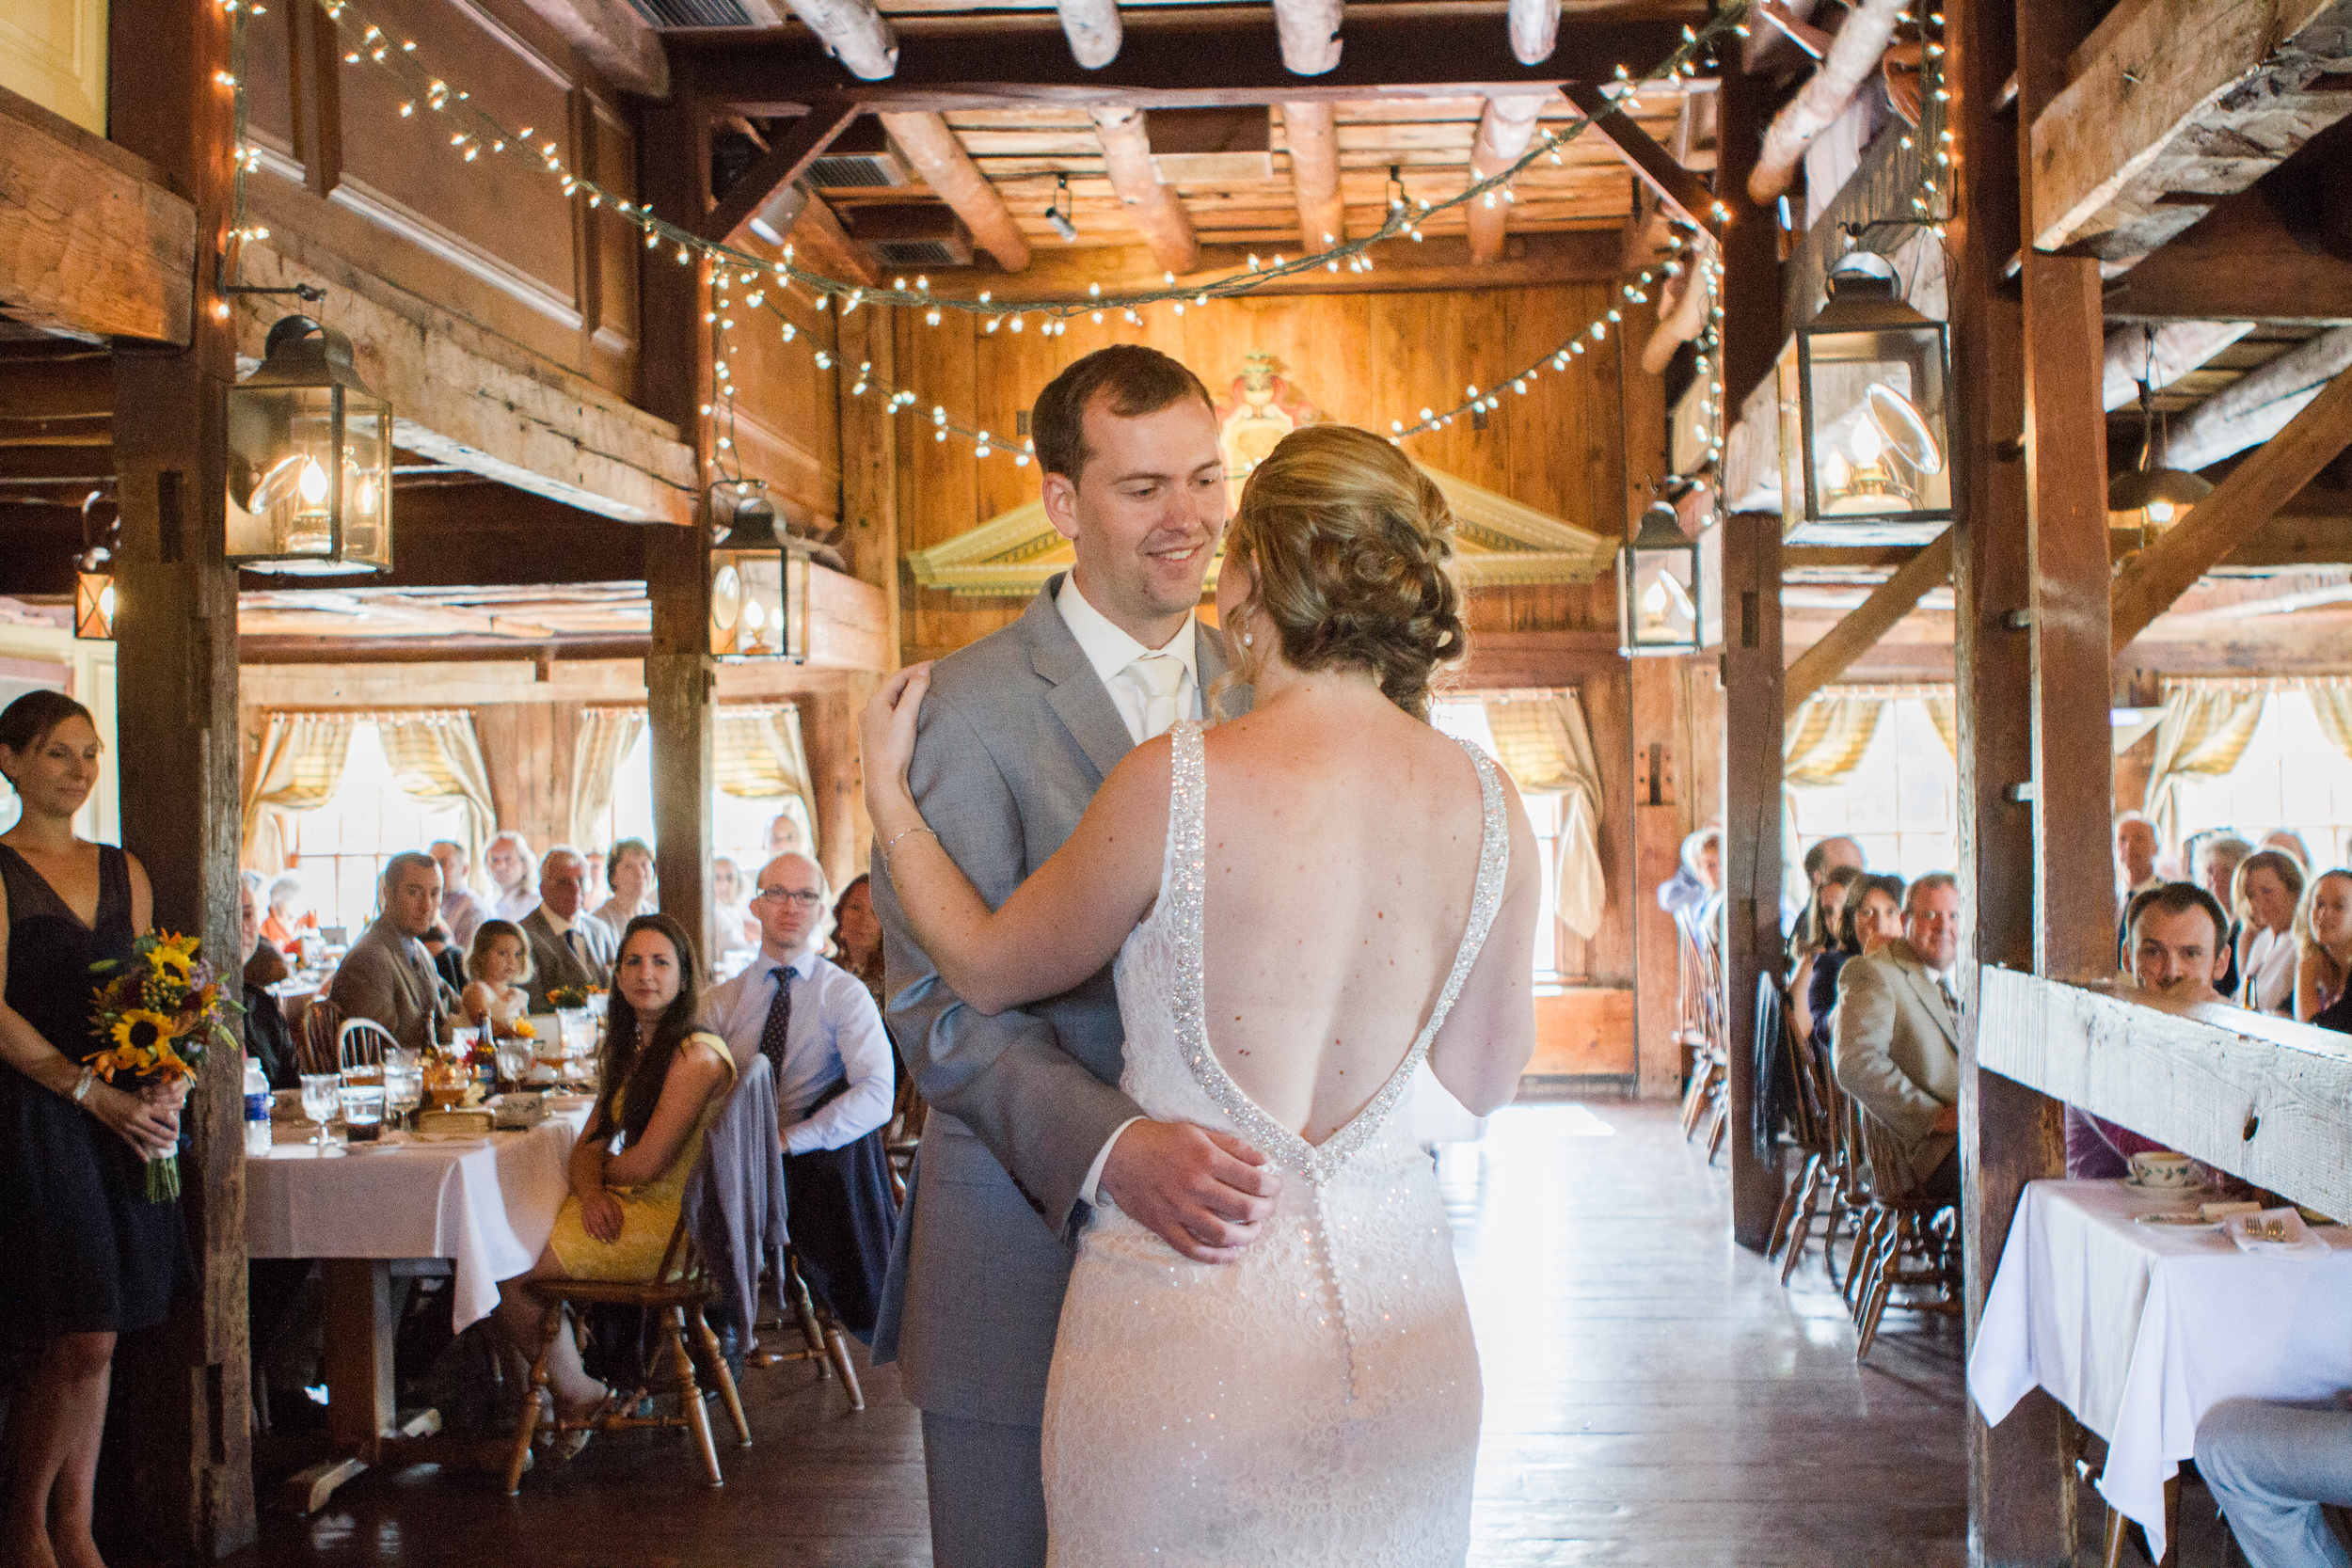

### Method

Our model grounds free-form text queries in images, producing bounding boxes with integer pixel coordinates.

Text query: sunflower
[147,945,195,985]
[109,1009,178,1058]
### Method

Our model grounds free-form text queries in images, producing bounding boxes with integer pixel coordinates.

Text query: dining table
[1967,1178,2352,1562]
[246,1099,595,1510]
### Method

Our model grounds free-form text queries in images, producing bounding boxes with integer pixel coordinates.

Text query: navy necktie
[758,965,794,1085]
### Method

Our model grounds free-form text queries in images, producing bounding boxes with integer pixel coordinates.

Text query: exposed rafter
[1056,0,1120,69]
[698,100,860,248]
[1272,0,1343,75]
[1089,105,1200,273]
[1747,0,1907,203]
[1279,102,1345,250]
[513,0,668,97]
[876,112,1033,273]
[2100,321,2254,413]
[1465,96,1547,263]
[773,0,899,80]
[1507,0,1557,65]
[2161,326,2352,475]
[1563,83,1724,234]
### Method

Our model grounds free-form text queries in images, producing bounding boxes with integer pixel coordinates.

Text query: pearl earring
[1241,631,1252,646]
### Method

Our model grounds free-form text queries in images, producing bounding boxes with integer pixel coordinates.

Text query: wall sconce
[708,481,811,662]
[74,489,115,641]
[1618,501,1703,657]
[226,316,392,576]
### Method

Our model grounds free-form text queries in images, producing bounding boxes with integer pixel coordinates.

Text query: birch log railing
[1976,966,2352,1220]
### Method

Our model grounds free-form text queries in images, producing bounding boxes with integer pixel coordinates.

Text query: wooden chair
[761,1250,866,1411]
[502,1214,753,1493]
[294,998,342,1078]
[1846,1119,1962,1359]
[337,1017,397,1076]
[884,1077,927,1207]
[1777,1037,1863,1289]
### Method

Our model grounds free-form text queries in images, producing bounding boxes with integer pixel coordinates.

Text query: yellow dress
[546,1033,737,1282]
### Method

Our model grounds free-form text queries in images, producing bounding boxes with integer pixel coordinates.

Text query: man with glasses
[701,851,898,1337]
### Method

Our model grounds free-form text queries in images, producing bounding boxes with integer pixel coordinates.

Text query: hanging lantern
[225,316,392,576]
[1618,501,1702,657]
[73,490,116,641]
[1775,253,1952,544]
[2108,346,2211,546]
[708,481,811,662]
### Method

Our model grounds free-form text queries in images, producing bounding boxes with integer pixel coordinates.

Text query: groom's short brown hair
[1032,346,1215,483]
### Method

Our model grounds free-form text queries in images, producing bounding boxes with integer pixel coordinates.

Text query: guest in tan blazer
[327,851,460,1053]
[1833,872,1963,1207]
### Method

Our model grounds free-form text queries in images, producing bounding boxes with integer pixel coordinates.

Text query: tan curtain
[375,711,500,887]
[2142,681,2269,849]
[1482,691,1606,940]
[1782,694,1887,913]
[568,706,646,851]
[717,704,819,858]
[241,713,357,873]
[2308,677,2352,765]
[1923,694,1958,759]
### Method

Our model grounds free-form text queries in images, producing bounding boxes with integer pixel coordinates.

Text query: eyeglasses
[755,887,825,908]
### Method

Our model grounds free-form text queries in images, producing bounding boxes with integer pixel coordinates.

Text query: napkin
[2224,1208,2332,1255]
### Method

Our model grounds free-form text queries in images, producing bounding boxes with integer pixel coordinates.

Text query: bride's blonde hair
[1216,425,1466,719]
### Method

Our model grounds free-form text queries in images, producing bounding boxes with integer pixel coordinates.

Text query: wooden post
[1949,2,2072,1563]
[835,303,901,659]
[103,0,256,1554]
[1714,61,1788,1247]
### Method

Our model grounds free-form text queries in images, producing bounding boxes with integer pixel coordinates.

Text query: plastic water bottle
[244,1055,272,1157]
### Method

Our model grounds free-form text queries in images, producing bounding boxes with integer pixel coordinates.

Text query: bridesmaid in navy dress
[0,690,190,1568]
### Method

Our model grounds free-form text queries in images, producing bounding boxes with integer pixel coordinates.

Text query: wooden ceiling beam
[1465,95,1547,263]
[513,0,669,97]
[1745,0,1905,204]
[699,98,861,248]
[877,111,1032,271]
[2099,192,2352,325]
[2113,364,2352,650]
[1562,82,1722,234]
[1781,527,1954,716]
[1272,0,1343,76]
[679,14,1687,112]
[2100,321,2255,412]
[1089,106,1199,273]
[778,190,882,287]
[771,0,898,79]
[1056,0,1121,70]
[1279,102,1345,249]
[0,87,195,343]
[911,229,1625,297]
[2161,325,2352,475]
[2030,0,2352,260]
[0,353,112,420]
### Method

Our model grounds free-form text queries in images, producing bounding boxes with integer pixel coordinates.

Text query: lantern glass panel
[711,547,811,662]
[338,395,393,572]
[1617,520,1701,657]
[74,572,114,641]
[1777,318,1952,543]
[227,384,340,562]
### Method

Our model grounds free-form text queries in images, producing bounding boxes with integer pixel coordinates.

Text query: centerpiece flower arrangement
[87,931,244,1202]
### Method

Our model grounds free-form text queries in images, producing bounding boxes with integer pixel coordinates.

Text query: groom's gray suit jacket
[870,575,1244,1427]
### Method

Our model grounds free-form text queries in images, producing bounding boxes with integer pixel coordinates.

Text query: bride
[861,423,1538,1566]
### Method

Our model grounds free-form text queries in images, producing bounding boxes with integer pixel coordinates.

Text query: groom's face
[1046,393,1225,638]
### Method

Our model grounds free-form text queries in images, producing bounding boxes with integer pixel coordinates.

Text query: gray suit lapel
[1025,577,1135,786]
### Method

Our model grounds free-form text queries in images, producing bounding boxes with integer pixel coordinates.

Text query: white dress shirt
[493,886,537,923]
[2245,926,2297,1015]
[1055,575,1205,1204]
[439,888,493,949]
[700,946,896,1155]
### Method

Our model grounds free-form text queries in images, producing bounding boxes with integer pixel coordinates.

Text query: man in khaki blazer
[1833,872,1963,1205]
[327,851,459,1053]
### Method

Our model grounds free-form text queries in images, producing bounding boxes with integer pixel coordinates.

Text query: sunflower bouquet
[87,931,244,1202]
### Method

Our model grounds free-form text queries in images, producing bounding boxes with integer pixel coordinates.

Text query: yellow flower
[148,945,195,983]
[512,1020,536,1039]
[109,1009,177,1059]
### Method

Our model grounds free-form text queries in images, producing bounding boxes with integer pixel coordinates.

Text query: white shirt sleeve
[1079,1117,1147,1208]
[782,974,900,1155]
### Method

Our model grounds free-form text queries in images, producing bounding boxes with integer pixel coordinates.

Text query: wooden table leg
[276,1259,396,1513]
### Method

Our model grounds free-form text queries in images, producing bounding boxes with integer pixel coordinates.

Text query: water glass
[298,1072,340,1146]
[558,1007,594,1058]
[495,1039,533,1092]
[340,1084,385,1142]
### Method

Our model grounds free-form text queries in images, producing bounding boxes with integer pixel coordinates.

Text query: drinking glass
[383,1048,421,1129]
[558,1007,593,1058]
[298,1072,340,1147]
[495,1039,532,1093]
[340,1084,385,1142]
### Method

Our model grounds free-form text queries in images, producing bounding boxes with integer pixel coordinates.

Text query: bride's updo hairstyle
[1221,424,1466,719]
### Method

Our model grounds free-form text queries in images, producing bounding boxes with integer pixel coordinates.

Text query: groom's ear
[1041,470,1081,543]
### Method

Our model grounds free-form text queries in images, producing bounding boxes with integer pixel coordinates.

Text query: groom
[871,345,1281,1567]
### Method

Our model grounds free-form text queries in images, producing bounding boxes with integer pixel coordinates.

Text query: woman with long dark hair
[829,873,885,1008]
[0,690,191,1568]
[490,912,735,1430]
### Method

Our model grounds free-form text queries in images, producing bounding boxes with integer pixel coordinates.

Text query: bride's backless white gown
[1041,721,1508,1566]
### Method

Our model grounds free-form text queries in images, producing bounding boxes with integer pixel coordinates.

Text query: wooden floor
[213,1101,1969,1568]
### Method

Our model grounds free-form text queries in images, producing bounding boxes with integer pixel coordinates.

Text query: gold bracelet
[883,825,939,872]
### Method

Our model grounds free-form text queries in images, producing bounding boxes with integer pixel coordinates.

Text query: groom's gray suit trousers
[922,1412,1049,1568]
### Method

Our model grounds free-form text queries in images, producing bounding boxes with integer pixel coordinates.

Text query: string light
[1383,276,1655,442]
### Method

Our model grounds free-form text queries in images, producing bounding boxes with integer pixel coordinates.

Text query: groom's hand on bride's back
[1100,1120,1282,1264]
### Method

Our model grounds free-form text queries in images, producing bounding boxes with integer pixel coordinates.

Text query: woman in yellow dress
[491,911,736,1428]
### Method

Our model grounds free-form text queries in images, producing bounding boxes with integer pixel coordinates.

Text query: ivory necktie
[1126,653,1187,741]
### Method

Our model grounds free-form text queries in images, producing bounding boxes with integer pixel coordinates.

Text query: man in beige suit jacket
[1833,872,1963,1206]
[328,851,460,1053]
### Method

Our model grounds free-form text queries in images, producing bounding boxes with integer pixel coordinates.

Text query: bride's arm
[1425,771,1541,1115]
[861,666,1168,1015]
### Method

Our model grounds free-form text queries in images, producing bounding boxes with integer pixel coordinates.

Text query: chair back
[338,1017,398,1074]
[295,998,343,1076]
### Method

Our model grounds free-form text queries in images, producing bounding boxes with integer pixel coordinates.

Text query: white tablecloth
[246,1107,592,1332]
[1968,1179,2352,1560]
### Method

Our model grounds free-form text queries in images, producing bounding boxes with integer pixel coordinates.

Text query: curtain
[568,706,646,852]
[2309,677,2352,766]
[2142,681,2269,850]
[1482,691,1606,940]
[717,704,819,859]
[241,713,357,873]
[1923,694,1958,759]
[1782,694,1886,914]
[375,711,500,889]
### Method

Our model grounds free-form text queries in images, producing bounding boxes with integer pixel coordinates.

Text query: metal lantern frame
[1775,253,1953,546]
[708,481,813,663]
[73,490,116,641]
[225,315,394,577]
[2108,337,2212,545]
[1617,500,1704,657]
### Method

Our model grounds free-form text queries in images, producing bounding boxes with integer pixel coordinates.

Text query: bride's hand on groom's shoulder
[858,663,933,814]
[1101,1119,1282,1265]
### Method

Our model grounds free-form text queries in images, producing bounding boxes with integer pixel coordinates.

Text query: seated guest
[700,852,897,1337]
[491,914,737,1433]
[2294,869,2352,1025]
[708,856,760,975]
[2195,832,2253,1000]
[1833,872,1963,1209]
[240,873,295,1088]
[1809,873,1906,1053]
[485,830,538,923]
[765,811,806,858]
[326,852,460,1053]
[2262,828,2316,871]
[2115,812,2162,963]
[2235,849,2307,1016]
[420,922,467,994]
[1789,864,1863,1046]
[2066,883,2231,1179]
[830,873,885,1009]
[428,839,494,949]
[521,847,616,1012]
[262,871,317,958]
[2197,1397,2352,1568]
[1788,834,1863,942]
[593,837,658,933]
[461,919,535,1035]
[243,870,291,990]
[1657,826,1722,923]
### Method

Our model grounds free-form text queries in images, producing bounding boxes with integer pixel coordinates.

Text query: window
[597,724,819,892]
[1429,700,1576,982]
[286,720,467,936]
[1787,698,1958,885]
[2167,690,2352,870]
